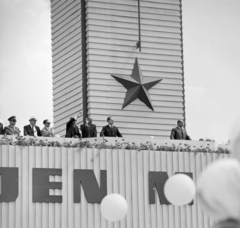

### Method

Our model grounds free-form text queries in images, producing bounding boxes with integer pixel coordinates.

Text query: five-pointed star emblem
[111,58,162,111]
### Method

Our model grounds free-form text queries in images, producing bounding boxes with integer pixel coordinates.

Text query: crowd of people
[0,113,191,140]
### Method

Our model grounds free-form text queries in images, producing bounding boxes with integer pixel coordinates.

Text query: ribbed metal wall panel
[0,145,229,228]
[51,0,83,136]
[86,0,185,139]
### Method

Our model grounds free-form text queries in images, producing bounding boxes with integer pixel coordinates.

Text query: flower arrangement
[0,135,230,154]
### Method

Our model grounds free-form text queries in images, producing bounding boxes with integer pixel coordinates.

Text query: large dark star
[111,58,162,111]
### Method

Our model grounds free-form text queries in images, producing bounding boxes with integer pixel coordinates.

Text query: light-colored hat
[29,116,37,121]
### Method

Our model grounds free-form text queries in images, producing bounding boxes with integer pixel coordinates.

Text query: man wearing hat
[65,112,81,138]
[24,117,42,136]
[80,117,97,138]
[41,119,54,137]
[4,116,21,136]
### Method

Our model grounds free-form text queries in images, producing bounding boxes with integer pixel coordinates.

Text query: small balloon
[100,194,128,222]
[55,134,61,138]
[164,174,196,206]
[197,158,240,221]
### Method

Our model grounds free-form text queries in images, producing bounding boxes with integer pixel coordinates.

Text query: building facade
[51,0,186,139]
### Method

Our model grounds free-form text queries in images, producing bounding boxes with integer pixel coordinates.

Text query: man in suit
[80,117,97,138]
[41,119,54,137]
[100,117,122,137]
[4,116,21,136]
[0,120,4,135]
[24,116,42,136]
[170,120,191,140]
[65,112,81,138]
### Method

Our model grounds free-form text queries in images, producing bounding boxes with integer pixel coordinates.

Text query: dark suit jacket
[24,125,42,136]
[170,127,191,140]
[65,117,81,138]
[100,125,122,137]
[0,123,4,135]
[80,124,97,138]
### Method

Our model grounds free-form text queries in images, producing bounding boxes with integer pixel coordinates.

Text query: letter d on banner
[0,167,18,202]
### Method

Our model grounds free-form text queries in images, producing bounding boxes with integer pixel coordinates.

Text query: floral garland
[0,135,230,154]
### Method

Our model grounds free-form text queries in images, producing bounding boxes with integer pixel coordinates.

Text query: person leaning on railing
[65,112,81,138]
[100,117,122,137]
[170,120,191,140]
[3,116,21,136]
[41,119,54,137]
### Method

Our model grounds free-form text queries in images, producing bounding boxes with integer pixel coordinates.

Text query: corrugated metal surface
[51,0,83,136]
[86,0,185,138]
[0,145,229,228]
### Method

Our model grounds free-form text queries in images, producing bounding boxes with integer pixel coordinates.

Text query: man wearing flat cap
[65,112,81,138]
[41,119,54,137]
[24,117,42,136]
[4,116,21,136]
[80,117,97,138]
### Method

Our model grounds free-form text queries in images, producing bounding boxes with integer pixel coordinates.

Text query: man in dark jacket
[65,112,81,138]
[24,116,42,136]
[80,117,97,138]
[170,120,191,140]
[0,120,4,135]
[100,117,122,137]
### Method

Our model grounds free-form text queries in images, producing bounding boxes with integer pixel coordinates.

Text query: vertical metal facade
[51,0,186,139]
[0,145,229,228]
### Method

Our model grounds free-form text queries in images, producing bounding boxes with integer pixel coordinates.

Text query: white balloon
[55,134,61,138]
[197,158,240,221]
[164,174,196,206]
[100,194,128,222]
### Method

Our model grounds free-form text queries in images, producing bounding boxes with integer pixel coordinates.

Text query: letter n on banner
[74,170,107,204]
[0,167,18,202]
[149,172,170,205]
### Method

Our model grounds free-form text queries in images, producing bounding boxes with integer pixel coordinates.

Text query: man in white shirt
[24,116,42,137]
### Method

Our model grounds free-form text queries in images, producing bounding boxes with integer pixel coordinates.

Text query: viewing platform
[0,135,230,228]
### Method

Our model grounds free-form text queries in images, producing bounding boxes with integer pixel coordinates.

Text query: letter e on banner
[32,168,62,203]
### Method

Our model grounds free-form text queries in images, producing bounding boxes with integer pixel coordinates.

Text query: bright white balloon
[100,194,128,222]
[55,134,61,138]
[164,174,196,206]
[198,158,240,221]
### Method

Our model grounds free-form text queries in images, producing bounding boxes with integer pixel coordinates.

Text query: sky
[0,0,240,143]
